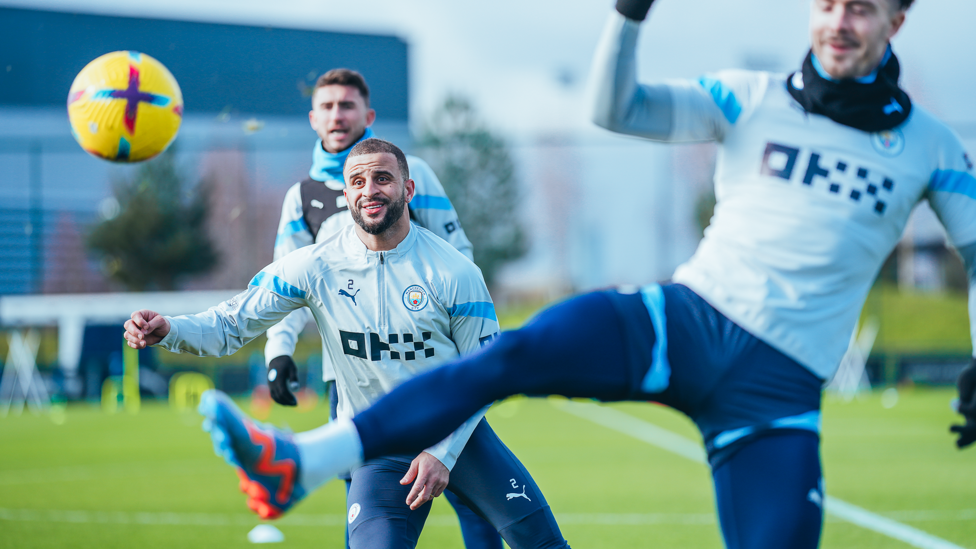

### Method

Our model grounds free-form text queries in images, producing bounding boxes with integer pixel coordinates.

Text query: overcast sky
[4,0,975,139]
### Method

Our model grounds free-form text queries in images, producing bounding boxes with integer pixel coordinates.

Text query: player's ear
[403,178,415,202]
[887,10,905,40]
[308,109,316,130]
[365,108,376,127]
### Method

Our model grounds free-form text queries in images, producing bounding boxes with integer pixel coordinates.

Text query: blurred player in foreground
[124,139,569,549]
[262,69,493,549]
[163,1,974,548]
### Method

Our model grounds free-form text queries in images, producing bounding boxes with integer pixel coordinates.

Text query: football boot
[199,390,306,519]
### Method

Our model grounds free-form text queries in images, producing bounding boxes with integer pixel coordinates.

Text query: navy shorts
[605,284,824,466]
[346,418,567,549]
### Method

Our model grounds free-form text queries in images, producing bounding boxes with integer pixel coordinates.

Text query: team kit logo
[506,478,531,502]
[339,279,361,306]
[871,129,905,157]
[402,284,428,311]
[760,141,896,215]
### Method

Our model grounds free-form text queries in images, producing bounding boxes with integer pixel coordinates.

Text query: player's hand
[950,359,976,449]
[123,310,170,349]
[267,356,300,407]
[401,452,449,511]
[615,0,656,21]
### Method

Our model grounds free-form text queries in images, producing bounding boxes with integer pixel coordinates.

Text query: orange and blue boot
[198,390,306,519]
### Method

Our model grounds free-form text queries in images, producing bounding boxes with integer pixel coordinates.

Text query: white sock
[294,417,363,493]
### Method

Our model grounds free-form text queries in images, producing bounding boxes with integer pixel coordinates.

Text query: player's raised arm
[588,0,749,143]
[589,0,671,137]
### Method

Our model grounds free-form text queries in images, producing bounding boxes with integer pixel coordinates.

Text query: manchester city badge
[871,129,905,157]
[402,284,428,312]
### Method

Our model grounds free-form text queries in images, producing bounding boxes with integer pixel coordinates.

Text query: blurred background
[1,1,975,548]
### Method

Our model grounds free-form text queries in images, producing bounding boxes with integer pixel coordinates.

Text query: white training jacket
[158,223,497,470]
[266,155,473,381]
[590,11,976,380]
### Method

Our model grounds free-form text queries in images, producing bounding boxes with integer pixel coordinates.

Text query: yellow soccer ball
[67,51,183,162]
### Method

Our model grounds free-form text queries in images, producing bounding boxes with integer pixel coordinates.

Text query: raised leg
[354,291,638,461]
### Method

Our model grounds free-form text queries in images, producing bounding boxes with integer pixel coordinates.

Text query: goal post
[0,290,240,398]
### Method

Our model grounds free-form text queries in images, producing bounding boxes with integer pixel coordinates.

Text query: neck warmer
[786,47,911,133]
[309,127,375,184]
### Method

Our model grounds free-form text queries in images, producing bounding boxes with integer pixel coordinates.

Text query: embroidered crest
[402,284,428,312]
[871,129,905,157]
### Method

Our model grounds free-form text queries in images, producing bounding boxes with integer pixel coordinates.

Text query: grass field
[1,387,973,548]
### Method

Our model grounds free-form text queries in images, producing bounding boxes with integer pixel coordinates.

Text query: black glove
[950,359,976,449]
[268,355,300,407]
[615,0,656,21]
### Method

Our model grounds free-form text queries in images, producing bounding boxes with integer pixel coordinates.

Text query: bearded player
[125,139,569,549]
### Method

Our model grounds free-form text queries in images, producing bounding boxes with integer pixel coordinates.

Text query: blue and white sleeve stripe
[411,195,454,211]
[249,271,307,300]
[448,301,498,321]
[697,76,742,125]
[275,218,310,248]
[929,169,976,199]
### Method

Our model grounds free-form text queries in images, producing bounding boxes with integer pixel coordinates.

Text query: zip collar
[347,222,418,261]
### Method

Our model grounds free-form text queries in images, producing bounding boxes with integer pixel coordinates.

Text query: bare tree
[417,96,525,286]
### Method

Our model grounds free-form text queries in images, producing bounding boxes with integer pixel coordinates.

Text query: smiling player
[264,70,492,549]
[125,139,569,549]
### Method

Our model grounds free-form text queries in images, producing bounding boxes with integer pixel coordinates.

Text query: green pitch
[0,388,972,548]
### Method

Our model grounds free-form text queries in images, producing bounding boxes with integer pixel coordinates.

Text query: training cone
[247,524,284,544]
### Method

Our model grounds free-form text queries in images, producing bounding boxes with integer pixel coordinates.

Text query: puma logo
[883,98,903,115]
[338,288,361,306]
[506,486,530,502]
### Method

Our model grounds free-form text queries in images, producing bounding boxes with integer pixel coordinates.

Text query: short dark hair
[896,0,914,10]
[315,68,370,106]
[345,138,410,181]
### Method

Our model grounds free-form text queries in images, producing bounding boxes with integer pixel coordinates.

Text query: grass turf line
[0,388,972,548]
